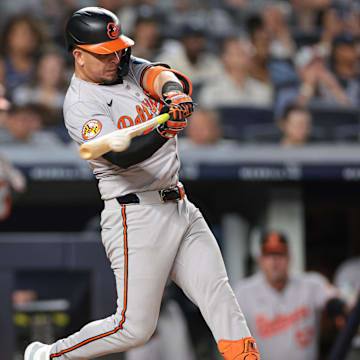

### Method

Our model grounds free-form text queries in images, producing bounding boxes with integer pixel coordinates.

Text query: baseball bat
[79,113,170,160]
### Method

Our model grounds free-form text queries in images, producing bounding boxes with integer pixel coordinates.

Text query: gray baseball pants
[49,193,250,359]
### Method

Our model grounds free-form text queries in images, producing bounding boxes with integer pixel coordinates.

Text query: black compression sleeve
[102,128,168,169]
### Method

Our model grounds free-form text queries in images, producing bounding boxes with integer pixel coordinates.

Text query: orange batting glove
[218,337,260,360]
[163,92,194,118]
[156,103,188,138]
[157,91,194,139]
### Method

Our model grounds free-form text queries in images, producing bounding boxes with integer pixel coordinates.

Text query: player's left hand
[163,92,194,118]
[157,103,187,138]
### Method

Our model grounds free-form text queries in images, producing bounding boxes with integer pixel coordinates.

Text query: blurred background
[1,0,360,359]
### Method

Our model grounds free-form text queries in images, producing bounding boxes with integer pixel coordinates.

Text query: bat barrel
[79,147,93,160]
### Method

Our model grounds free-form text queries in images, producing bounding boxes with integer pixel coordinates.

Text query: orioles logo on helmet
[107,22,119,39]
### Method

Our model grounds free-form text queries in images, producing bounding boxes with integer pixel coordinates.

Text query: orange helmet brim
[77,34,134,54]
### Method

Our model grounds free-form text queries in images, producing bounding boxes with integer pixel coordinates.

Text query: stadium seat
[309,106,360,142]
[217,106,281,143]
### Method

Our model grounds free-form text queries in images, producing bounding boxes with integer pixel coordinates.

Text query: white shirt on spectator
[156,46,223,89]
[199,72,273,109]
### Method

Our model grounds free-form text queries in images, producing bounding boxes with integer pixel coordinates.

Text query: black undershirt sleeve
[102,128,168,169]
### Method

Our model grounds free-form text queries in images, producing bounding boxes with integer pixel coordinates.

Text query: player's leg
[28,202,180,360]
[170,199,260,360]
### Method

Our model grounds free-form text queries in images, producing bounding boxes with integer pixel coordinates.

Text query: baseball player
[234,231,338,360]
[24,7,260,360]
[0,155,26,220]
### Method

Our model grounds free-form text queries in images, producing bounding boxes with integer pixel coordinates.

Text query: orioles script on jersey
[255,305,315,349]
[255,306,310,339]
[117,98,164,133]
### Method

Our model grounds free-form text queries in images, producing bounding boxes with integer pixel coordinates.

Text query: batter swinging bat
[79,113,170,160]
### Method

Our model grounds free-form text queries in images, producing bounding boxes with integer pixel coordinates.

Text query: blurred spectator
[191,0,239,40]
[0,104,63,145]
[262,3,295,59]
[98,0,123,13]
[220,0,277,28]
[275,44,351,118]
[0,14,47,99]
[131,16,162,61]
[0,85,11,127]
[156,23,223,99]
[246,14,296,90]
[165,0,203,31]
[333,256,360,358]
[219,0,251,27]
[329,34,360,107]
[334,256,360,307]
[198,37,273,108]
[246,15,273,85]
[278,104,312,147]
[114,0,142,35]
[114,0,168,37]
[0,0,42,23]
[12,289,37,307]
[0,155,26,221]
[162,0,235,41]
[125,287,196,360]
[234,230,341,360]
[179,108,228,150]
[12,50,67,126]
[320,4,360,53]
[290,0,331,34]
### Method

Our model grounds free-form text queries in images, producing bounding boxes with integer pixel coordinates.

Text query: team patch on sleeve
[82,120,102,140]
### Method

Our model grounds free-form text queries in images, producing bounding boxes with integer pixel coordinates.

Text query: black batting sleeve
[102,128,168,169]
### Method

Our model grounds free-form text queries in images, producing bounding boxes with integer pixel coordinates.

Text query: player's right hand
[157,103,188,139]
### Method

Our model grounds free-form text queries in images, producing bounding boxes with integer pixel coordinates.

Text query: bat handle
[128,113,170,138]
[155,113,170,125]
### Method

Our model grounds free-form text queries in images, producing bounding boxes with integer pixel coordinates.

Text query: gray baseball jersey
[234,272,335,360]
[64,56,178,199]
[48,57,252,359]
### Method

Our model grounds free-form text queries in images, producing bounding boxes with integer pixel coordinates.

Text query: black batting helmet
[65,7,134,54]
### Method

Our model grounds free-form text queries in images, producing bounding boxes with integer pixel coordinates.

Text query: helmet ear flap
[118,47,131,77]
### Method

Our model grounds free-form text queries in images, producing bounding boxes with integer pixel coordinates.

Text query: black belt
[116,186,185,205]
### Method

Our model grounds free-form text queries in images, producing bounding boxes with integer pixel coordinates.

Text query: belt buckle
[159,188,179,202]
[159,185,185,202]
[159,189,167,202]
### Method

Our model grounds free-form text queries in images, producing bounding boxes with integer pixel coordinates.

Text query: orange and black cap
[65,7,134,54]
[261,230,289,255]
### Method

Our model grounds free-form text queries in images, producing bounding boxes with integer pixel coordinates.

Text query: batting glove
[218,337,260,360]
[157,92,194,139]
[163,92,194,118]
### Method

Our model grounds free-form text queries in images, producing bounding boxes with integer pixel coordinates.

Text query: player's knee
[112,307,157,348]
[129,325,156,347]
[113,316,157,347]
[108,321,156,351]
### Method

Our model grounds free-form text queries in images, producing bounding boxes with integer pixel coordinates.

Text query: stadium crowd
[0,0,359,146]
